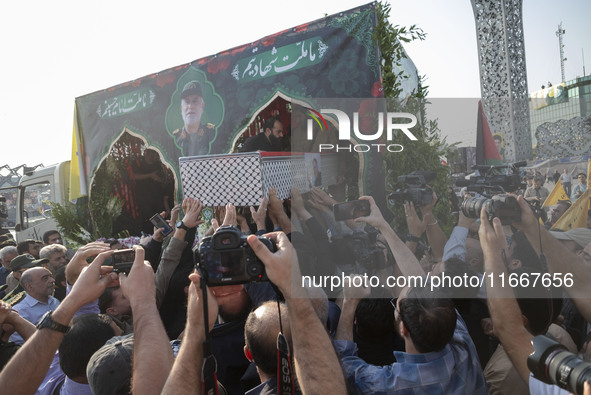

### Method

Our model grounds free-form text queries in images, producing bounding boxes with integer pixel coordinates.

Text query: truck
[5,2,419,242]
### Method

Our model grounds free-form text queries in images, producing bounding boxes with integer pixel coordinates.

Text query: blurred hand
[511,195,539,232]
[170,204,181,225]
[247,232,296,298]
[221,203,236,228]
[186,271,218,333]
[72,241,111,261]
[404,201,426,237]
[68,250,119,307]
[342,275,371,301]
[418,190,438,215]
[181,198,204,229]
[457,211,476,230]
[310,187,337,207]
[478,207,507,254]
[250,197,268,229]
[354,196,388,229]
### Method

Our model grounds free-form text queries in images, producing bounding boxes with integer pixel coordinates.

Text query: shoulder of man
[4,290,27,307]
[197,123,216,136]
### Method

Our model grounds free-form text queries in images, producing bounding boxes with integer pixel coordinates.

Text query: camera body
[529,335,591,395]
[461,194,521,225]
[196,226,275,286]
[388,171,435,207]
[331,227,385,274]
[333,200,370,221]
[110,249,135,274]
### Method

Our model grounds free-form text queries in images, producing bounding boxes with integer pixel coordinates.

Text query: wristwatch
[176,220,191,231]
[36,311,70,333]
[406,234,421,243]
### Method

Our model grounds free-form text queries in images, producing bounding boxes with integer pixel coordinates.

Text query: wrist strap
[200,275,218,395]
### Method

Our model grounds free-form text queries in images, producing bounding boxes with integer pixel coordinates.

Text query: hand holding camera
[118,246,156,306]
[352,196,388,230]
[196,225,276,286]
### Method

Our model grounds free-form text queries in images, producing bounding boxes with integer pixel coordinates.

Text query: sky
[1,0,589,169]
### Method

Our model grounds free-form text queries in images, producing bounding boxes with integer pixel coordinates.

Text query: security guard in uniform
[173,80,216,156]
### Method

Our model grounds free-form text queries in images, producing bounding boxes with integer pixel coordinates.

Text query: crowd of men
[0,163,590,394]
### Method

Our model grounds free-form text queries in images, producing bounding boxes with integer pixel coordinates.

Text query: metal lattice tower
[471,0,533,162]
[556,23,566,83]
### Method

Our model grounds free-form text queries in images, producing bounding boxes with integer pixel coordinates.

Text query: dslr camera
[196,225,276,286]
[528,335,591,395]
[388,171,435,206]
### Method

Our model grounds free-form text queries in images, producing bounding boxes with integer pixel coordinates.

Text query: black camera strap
[199,275,219,395]
[275,298,295,395]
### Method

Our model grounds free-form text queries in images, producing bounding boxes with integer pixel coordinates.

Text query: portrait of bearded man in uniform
[173,80,216,156]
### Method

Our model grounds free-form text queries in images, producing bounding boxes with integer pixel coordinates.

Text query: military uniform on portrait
[173,123,216,156]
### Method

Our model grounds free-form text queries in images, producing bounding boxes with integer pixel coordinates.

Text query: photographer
[523,176,550,204]
[333,196,487,394]
[164,231,346,395]
[479,195,591,394]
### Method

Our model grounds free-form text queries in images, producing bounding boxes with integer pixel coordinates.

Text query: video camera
[196,225,276,286]
[528,335,591,395]
[456,161,528,224]
[456,161,526,195]
[388,171,435,206]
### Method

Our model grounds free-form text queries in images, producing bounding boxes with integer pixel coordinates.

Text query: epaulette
[172,128,182,135]
[4,291,26,306]
[206,123,215,129]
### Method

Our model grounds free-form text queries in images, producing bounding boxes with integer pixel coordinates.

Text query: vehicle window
[23,182,52,227]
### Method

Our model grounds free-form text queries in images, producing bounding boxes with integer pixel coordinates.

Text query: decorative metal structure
[471,0,532,162]
[535,116,591,160]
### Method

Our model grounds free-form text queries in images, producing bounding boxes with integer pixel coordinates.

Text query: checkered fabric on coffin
[179,153,264,206]
[261,155,308,199]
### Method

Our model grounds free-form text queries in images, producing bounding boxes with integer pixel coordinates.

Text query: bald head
[245,301,291,377]
[21,267,55,302]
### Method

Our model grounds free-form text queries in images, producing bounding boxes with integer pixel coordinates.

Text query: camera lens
[461,197,489,219]
[529,335,591,394]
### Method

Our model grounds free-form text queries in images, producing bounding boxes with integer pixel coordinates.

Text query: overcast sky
[1,0,589,168]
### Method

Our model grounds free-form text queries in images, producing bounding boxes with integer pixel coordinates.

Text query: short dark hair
[355,298,395,339]
[16,239,36,255]
[263,117,280,133]
[59,314,115,379]
[98,287,118,314]
[399,287,457,353]
[42,230,60,244]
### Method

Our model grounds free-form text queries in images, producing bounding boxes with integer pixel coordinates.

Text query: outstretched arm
[479,208,532,384]
[356,196,425,278]
[0,251,119,394]
[161,272,218,395]
[513,195,591,322]
[120,247,174,395]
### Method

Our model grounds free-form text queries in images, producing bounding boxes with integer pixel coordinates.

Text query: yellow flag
[542,180,570,207]
[551,188,591,230]
[69,105,84,201]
